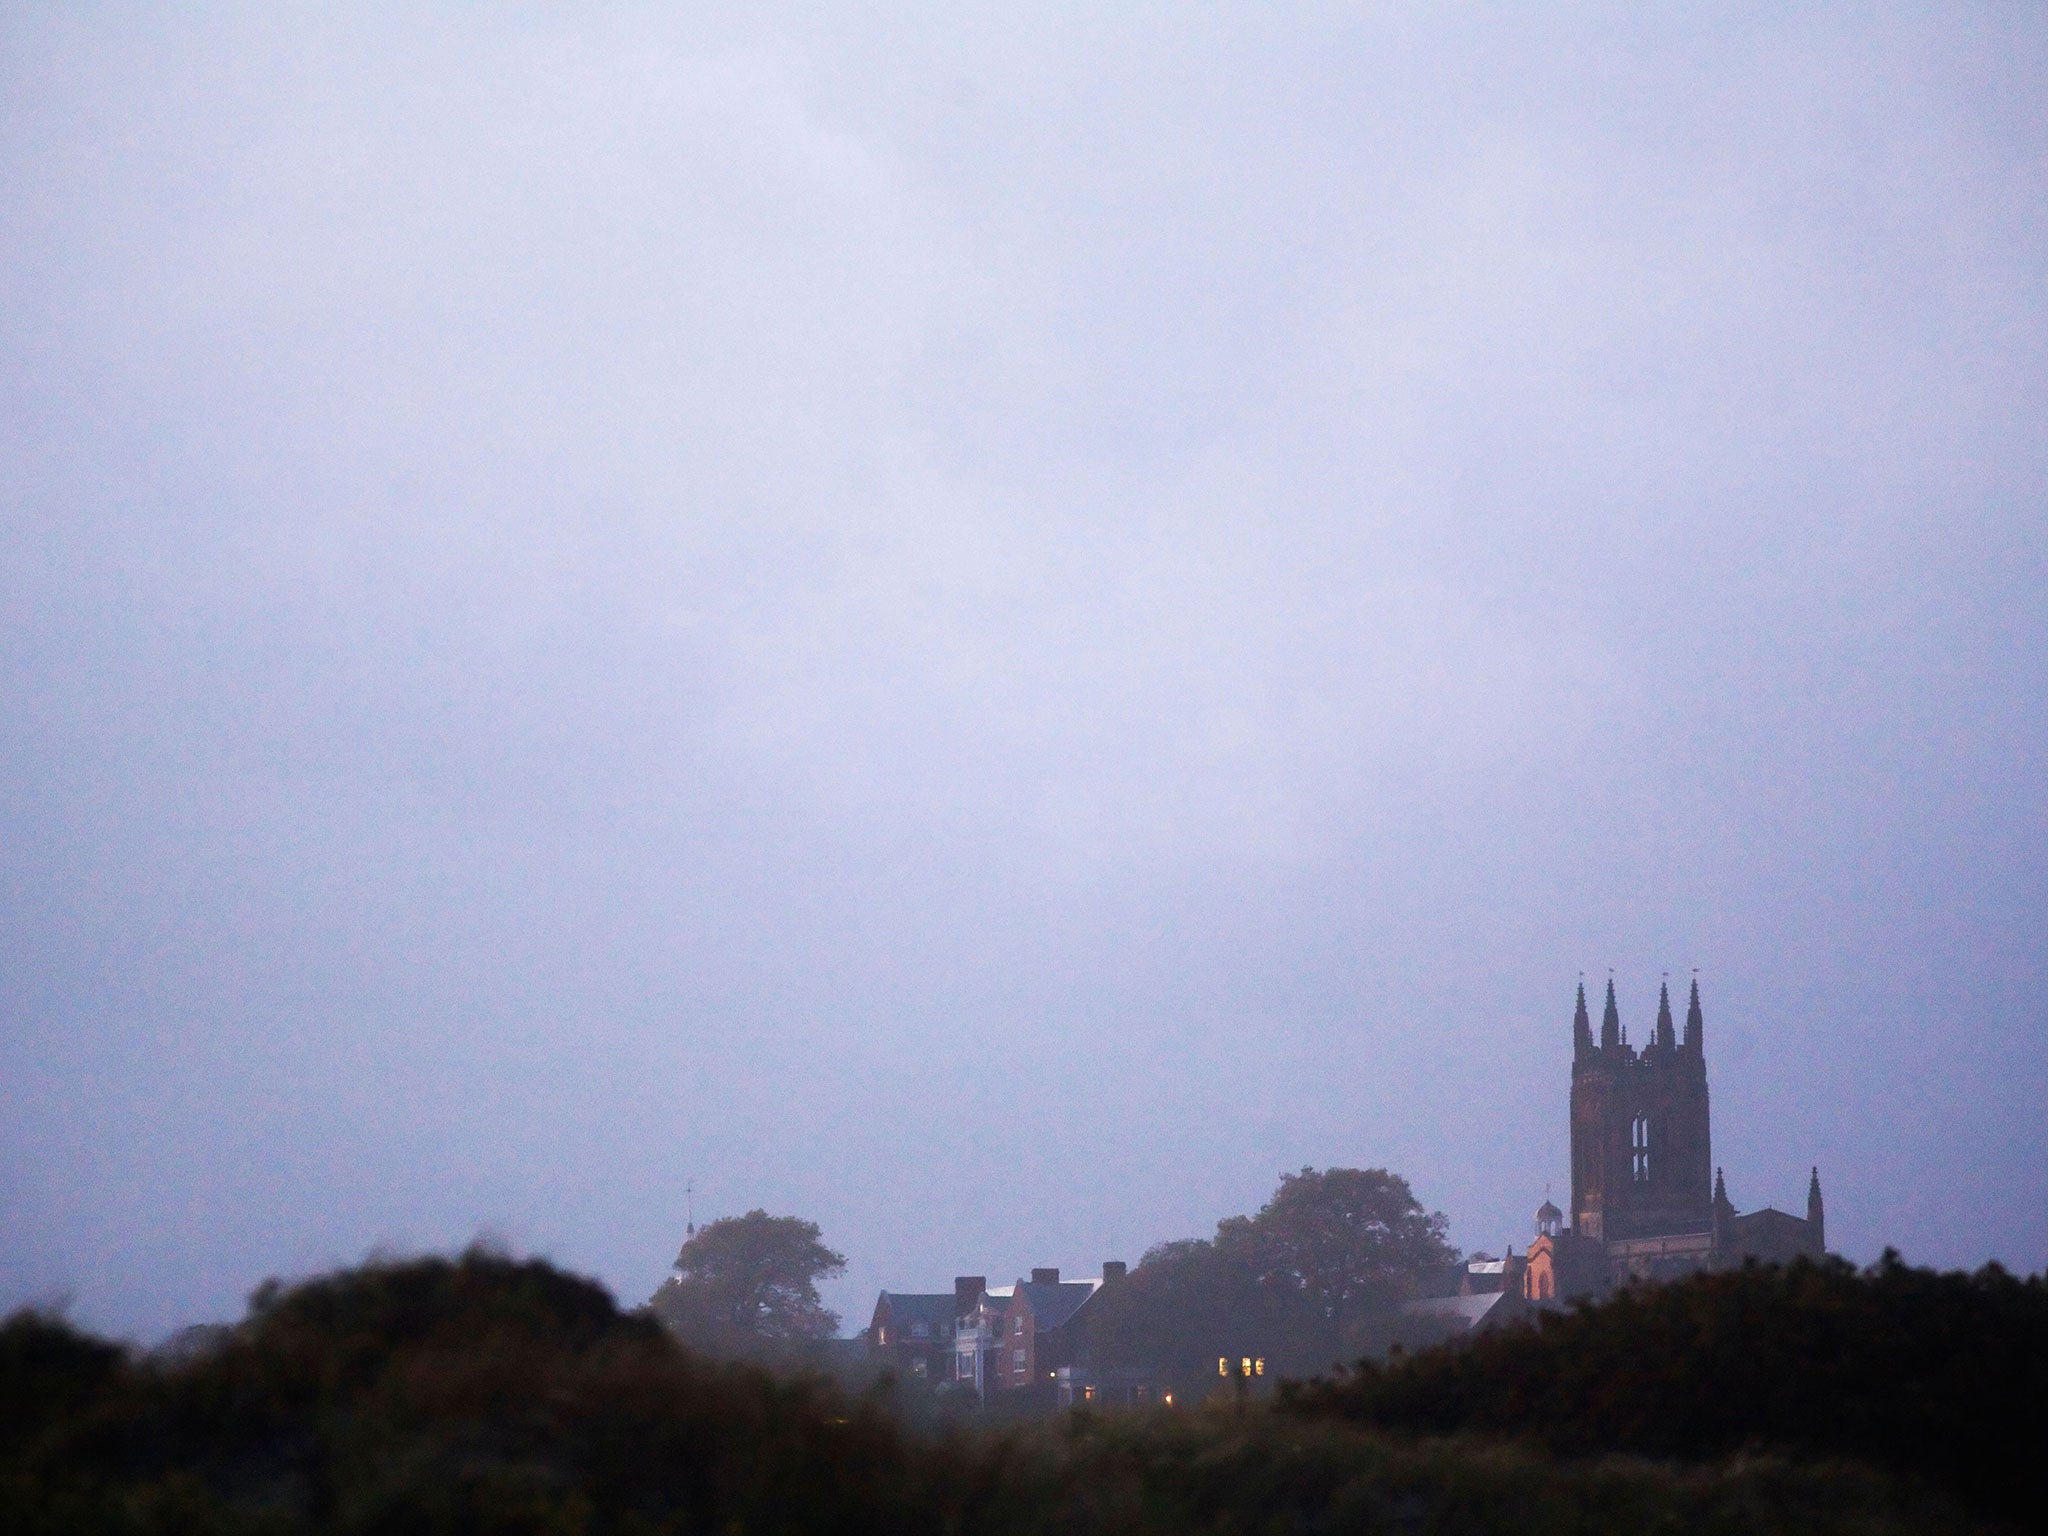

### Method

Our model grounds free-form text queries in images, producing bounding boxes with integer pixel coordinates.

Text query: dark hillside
[1284,1253,2048,1522]
[2,1250,930,1535]
[0,1250,2014,1535]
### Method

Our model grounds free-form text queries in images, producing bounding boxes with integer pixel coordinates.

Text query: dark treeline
[2,1253,923,1534]
[3,1247,2035,1534]
[1087,1166,1459,1389]
[1286,1252,2047,1524]
[638,1170,1461,1406]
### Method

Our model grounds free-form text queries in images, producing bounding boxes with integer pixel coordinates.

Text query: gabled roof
[1729,1205,1810,1232]
[871,1291,960,1331]
[1010,1279,1099,1331]
[1400,1291,1515,1328]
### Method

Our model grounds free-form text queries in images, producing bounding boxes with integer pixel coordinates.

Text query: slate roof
[872,1292,960,1332]
[1399,1291,1515,1328]
[1012,1279,1099,1331]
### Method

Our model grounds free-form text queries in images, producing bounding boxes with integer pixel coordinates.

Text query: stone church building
[1523,977,1825,1302]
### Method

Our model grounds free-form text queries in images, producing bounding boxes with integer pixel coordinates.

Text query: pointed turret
[1573,980,1593,1057]
[1601,978,1621,1050]
[1712,1166,1732,1251]
[1655,980,1675,1049]
[1713,1167,1731,1210]
[1807,1167,1825,1255]
[1685,976,1704,1054]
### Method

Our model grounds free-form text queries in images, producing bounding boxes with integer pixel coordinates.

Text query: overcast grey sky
[2,4,2043,1339]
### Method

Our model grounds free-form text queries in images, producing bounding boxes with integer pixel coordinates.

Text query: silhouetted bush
[0,1310,124,1460]
[0,1250,2016,1534]
[953,1407,1981,1536]
[1283,1253,2048,1522]
[2,1249,930,1535]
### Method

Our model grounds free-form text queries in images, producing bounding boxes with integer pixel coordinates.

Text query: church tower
[1569,976,1713,1242]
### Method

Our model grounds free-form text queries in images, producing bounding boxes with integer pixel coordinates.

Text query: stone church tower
[1569,977,1713,1242]
[1525,974,1827,1301]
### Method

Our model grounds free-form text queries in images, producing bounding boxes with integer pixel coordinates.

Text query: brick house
[951,1282,1013,1398]
[868,1280,981,1382]
[994,1264,1123,1394]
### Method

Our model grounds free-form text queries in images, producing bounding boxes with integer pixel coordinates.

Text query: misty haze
[1,11,2045,1527]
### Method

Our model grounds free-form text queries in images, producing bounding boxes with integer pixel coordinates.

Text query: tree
[649,1210,846,1350]
[1228,1167,1456,1334]
[1090,1167,1457,1393]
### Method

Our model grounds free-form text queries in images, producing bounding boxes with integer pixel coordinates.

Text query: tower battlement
[1569,978,1712,1242]
[1529,975,1825,1298]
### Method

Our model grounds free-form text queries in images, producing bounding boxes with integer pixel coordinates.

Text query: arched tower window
[1631,1115,1650,1182]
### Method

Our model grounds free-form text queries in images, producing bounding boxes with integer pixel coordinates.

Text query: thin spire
[1656,978,1674,1048]
[1601,976,1621,1050]
[1685,973,1704,1053]
[1573,978,1593,1055]
[1713,1167,1730,1208]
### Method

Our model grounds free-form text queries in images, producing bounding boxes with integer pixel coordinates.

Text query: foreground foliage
[1286,1252,2047,1524]
[3,1253,920,1535]
[0,1249,2020,1534]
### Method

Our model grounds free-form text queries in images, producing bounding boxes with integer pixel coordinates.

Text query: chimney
[1030,1267,1060,1285]
[1102,1260,1127,1284]
[954,1275,985,1316]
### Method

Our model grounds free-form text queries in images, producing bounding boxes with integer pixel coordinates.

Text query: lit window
[1084,1385,1096,1401]
[1218,1357,1229,1377]
[1254,1358,1265,1376]
[1632,1116,1651,1182]
[877,1327,887,1345]
[1241,1357,1252,1376]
